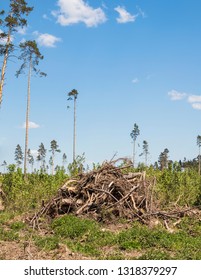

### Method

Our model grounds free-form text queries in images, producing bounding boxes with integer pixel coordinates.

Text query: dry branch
[29,161,199,228]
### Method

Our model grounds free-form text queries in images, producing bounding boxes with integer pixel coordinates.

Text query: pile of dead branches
[30,161,157,228]
[30,160,201,229]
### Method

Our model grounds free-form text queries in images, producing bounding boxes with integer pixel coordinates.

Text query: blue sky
[1,0,201,171]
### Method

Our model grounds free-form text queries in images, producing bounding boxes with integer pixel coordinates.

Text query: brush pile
[30,161,157,228]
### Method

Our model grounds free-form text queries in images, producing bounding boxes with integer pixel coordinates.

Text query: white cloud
[191,103,201,110]
[168,90,201,111]
[22,121,40,129]
[132,78,139,84]
[188,95,201,103]
[52,0,107,27]
[114,6,137,23]
[36,33,61,48]
[17,26,27,35]
[188,95,201,110]
[168,90,187,101]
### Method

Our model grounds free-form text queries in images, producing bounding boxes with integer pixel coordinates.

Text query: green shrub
[1,171,68,213]
[155,167,201,208]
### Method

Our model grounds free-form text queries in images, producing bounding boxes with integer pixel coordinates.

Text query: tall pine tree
[15,144,23,167]
[49,140,61,175]
[130,123,140,167]
[16,40,46,177]
[0,0,33,107]
[67,89,78,162]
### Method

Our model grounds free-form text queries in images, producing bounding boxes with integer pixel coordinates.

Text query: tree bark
[132,140,136,168]
[0,29,11,107]
[73,96,76,162]
[24,55,32,178]
[52,154,55,175]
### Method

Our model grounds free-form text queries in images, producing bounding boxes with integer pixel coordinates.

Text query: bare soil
[0,240,93,260]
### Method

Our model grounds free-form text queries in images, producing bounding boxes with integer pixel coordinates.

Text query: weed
[51,215,116,257]
[34,236,59,251]
[10,221,25,231]
[0,228,19,241]
[0,212,15,225]
[138,249,172,260]
[51,215,99,239]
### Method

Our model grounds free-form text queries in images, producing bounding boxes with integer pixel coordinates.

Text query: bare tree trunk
[73,97,76,162]
[145,153,147,167]
[132,140,136,168]
[52,154,54,175]
[24,56,32,178]
[0,29,11,107]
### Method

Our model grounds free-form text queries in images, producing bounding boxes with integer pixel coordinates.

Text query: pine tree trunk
[145,153,147,167]
[132,140,136,168]
[24,56,32,178]
[0,29,11,107]
[73,97,76,162]
[52,154,54,175]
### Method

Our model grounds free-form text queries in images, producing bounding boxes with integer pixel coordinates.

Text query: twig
[106,185,139,209]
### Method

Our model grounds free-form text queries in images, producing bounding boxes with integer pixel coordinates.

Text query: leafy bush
[2,170,68,213]
[67,154,85,177]
[154,165,201,208]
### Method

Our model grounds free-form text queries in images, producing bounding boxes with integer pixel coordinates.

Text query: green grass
[116,222,172,250]
[34,236,60,251]
[51,214,100,238]
[51,215,116,257]
[49,215,201,259]
[10,221,26,231]
[0,227,19,241]
[0,211,200,259]
[138,249,173,260]
[0,212,15,225]
[115,220,201,259]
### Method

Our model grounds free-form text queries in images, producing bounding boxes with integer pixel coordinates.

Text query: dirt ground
[0,240,93,260]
